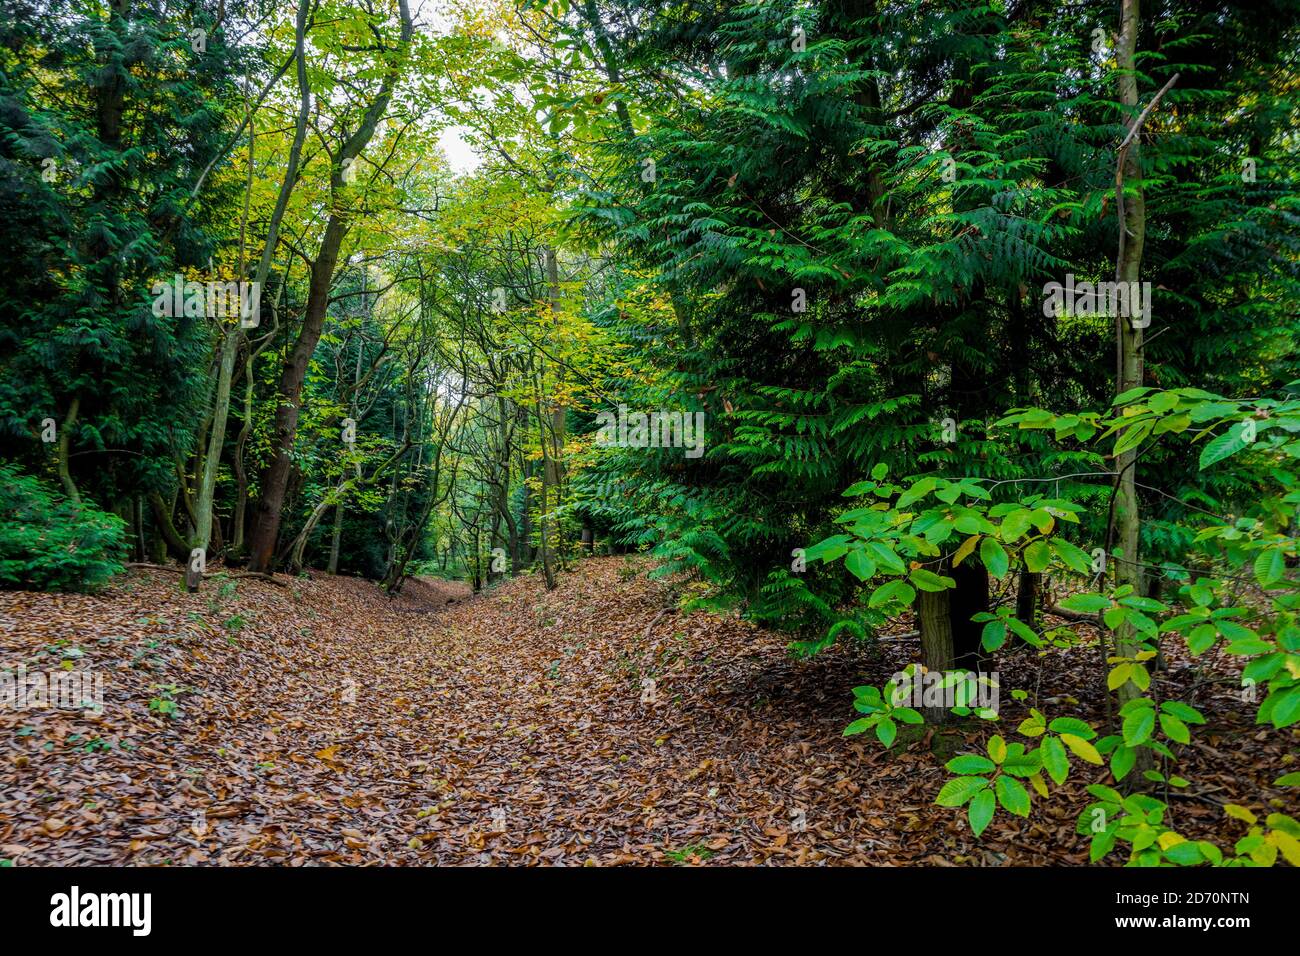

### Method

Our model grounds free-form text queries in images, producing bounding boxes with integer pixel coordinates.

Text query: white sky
[418,0,484,177]
[438,125,482,175]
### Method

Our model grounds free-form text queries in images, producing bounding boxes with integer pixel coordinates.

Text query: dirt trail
[0,558,1273,865]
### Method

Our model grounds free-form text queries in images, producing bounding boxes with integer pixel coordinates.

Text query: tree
[246,0,415,571]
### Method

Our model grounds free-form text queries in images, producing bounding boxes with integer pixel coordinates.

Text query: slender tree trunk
[536,396,557,590]
[194,330,238,551]
[248,215,349,571]
[148,490,191,561]
[194,0,311,556]
[534,246,564,590]
[327,503,344,574]
[1113,0,1153,780]
[133,496,146,561]
[56,397,80,504]
[231,347,254,552]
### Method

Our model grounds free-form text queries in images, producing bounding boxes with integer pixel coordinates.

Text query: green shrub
[0,465,126,592]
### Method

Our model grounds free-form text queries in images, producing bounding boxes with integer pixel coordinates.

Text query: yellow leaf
[1107,664,1131,690]
[1029,772,1048,798]
[1157,832,1184,850]
[1060,733,1103,765]
[1224,804,1258,825]
[1017,717,1045,737]
[953,535,980,567]
[1272,829,1300,867]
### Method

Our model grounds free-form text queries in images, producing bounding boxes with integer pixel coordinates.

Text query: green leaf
[1087,784,1123,804]
[1023,539,1052,573]
[1110,744,1136,781]
[1114,386,1154,404]
[1006,616,1043,647]
[947,754,996,775]
[1051,539,1092,573]
[1198,424,1251,470]
[910,567,955,592]
[1254,548,1285,587]
[935,776,990,807]
[868,579,916,608]
[999,511,1032,543]
[1048,717,1096,739]
[803,535,851,564]
[979,536,1009,577]
[1159,713,1190,744]
[1160,700,1205,724]
[1122,707,1156,746]
[995,775,1031,817]
[1058,593,1110,614]
[968,788,996,837]
[1113,419,1154,456]
[876,717,897,747]
[981,620,1007,652]
[845,548,877,582]
[1163,841,1204,866]
[1186,623,1217,655]
[865,542,907,575]
[1270,687,1300,728]
[1090,826,1119,862]
[896,477,937,509]
[1041,735,1069,785]
[843,717,876,737]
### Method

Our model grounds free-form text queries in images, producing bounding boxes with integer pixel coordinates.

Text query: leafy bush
[0,465,126,592]
[815,389,1300,866]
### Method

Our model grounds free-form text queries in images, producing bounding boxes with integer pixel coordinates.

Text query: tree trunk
[56,397,80,504]
[194,0,311,556]
[327,503,344,574]
[148,490,191,561]
[248,216,348,571]
[536,398,557,590]
[1016,570,1041,627]
[231,347,254,553]
[1113,0,1153,781]
[538,247,565,588]
[919,587,955,723]
[950,560,989,672]
[193,328,238,552]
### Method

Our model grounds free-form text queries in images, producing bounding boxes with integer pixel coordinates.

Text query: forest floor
[0,556,1291,866]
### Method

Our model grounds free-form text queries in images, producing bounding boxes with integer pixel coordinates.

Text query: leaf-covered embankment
[0,558,1285,865]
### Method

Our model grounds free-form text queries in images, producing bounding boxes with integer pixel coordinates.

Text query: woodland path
[0,558,1262,865]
